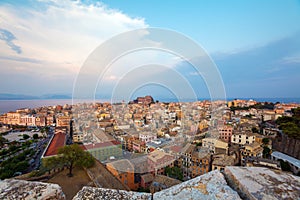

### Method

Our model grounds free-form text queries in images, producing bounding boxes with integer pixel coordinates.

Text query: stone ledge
[224,166,300,200]
[153,170,241,200]
[2,167,300,200]
[73,186,152,200]
[0,179,65,200]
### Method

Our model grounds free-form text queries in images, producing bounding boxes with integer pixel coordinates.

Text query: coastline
[0,97,300,115]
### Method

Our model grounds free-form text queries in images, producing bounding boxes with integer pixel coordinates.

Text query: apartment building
[177,144,211,179]
[148,150,175,176]
[202,137,229,154]
[231,132,256,145]
[218,125,233,143]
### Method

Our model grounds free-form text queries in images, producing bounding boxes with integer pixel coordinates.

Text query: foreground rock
[0,179,65,200]
[73,187,151,200]
[154,170,241,200]
[224,166,300,200]
[2,167,299,199]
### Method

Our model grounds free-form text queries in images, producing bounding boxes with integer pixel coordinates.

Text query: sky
[0,0,300,100]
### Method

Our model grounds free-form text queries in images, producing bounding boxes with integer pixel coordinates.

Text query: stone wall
[273,133,300,160]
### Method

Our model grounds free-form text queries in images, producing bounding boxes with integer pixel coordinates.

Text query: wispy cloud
[0,0,147,95]
[0,28,22,54]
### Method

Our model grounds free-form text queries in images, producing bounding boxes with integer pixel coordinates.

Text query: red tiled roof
[169,145,182,153]
[84,140,121,150]
[80,145,87,150]
[44,132,66,157]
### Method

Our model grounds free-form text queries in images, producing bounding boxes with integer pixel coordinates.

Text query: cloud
[212,32,300,97]
[0,29,22,54]
[0,0,147,94]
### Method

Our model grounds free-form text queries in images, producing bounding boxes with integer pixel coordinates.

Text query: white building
[231,132,256,145]
[19,115,36,126]
[139,132,157,143]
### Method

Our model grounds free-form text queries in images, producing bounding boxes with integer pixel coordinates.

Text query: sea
[0,97,300,114]
[0,99,101,114]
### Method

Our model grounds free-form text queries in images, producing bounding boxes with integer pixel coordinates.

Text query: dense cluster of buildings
[1,96,300,191]
[0,105,72,128]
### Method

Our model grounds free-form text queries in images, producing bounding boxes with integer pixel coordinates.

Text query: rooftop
[148,150,174,163]
[43,132,66,157]
[106,159,134,173]
[151,175,182,190]
[84,140,121,150]
[271,151,300,169]
[213,155,235,166]
[141,173,154,183]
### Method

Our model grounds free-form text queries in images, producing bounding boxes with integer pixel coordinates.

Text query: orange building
[106,159,139,190]
[178,144,211,179]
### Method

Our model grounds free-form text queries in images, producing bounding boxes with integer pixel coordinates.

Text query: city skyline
[0,0,300,99]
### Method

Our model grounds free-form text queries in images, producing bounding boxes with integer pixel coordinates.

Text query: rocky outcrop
[0,179,65,200]
[224,166,300,200]
[2,167,299,200]
[73,187,151,200]
[153,170,241,200]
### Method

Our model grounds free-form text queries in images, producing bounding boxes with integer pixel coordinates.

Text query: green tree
[42,156,62,174]
[165,166,183,181]
[263,146,271,158]
[279,122,300,138]
[23,134,30,140]
[262,138,269,145]
[32,133,39,140]
[0,135,8,147]
[58,144,95,177]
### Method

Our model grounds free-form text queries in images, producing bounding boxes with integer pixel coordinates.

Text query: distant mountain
[0,93,72,100]
[40,94,72,99]
[0,93,38,100]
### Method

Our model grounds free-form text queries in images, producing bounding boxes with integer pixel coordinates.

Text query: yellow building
[202,137,228,154]
[198,120,208,132]
[241,142,263,160]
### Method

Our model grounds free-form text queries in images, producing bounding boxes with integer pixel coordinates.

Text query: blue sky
[0,0,300,100]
